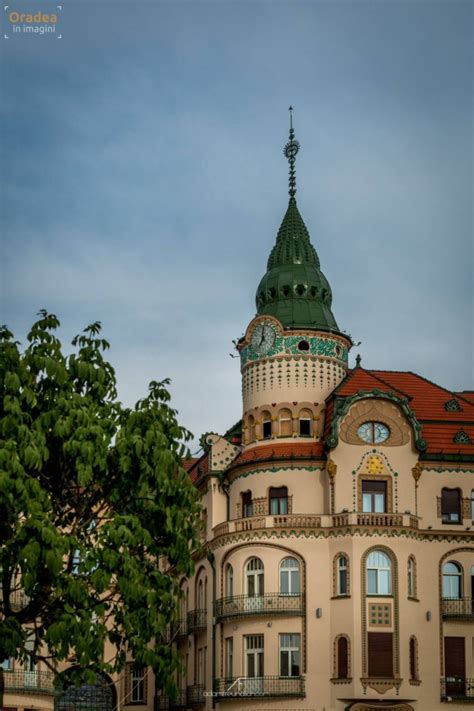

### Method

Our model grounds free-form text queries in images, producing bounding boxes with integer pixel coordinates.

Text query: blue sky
[2,0,472,451]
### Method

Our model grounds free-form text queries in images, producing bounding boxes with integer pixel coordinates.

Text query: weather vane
[283,105,300,198]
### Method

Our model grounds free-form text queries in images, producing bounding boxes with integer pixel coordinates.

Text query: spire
[254,114,343,334]
[284,106,300,199]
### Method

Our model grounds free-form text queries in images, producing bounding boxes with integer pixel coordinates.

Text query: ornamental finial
[283,106,300,199]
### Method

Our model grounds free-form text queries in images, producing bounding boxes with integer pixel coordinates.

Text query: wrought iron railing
[3,669,55,695]
[170,618,188,640]
[170,689,188,708]
[215,592,304,620]
[442,597,474,619]
[441,677,474,701]
[187,608,207,633]
[187,684,205,705]
[213,676,305,699]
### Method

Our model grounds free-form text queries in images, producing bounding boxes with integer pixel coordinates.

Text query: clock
[251,323,276,355]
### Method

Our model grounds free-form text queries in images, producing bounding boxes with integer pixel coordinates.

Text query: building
[2,119,473,711]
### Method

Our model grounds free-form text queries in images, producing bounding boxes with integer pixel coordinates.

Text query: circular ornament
[251,323,276,356]
[357,421,390,445]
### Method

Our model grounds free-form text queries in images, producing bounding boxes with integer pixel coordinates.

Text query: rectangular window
[130,667,146,703]
[225,638,233,679]
[279,634,300,677]
[245,635,264,677]
[368,632,393,678]
[269,487,288,515]
[441,489,461,523]
[242,491,253,518]
[362,480,387,513]
[299,419,311,436]
[262,420,272,439]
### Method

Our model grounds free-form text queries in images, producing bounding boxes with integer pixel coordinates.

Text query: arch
[245,557,264,596]
[442,561,463,598]
[279,557,300,595]
[55,669,116,711]
[334,553,349,596]
[333,634,350,679]
[278,407,293,437]
[407,555,417,599]
[366,550,392,595]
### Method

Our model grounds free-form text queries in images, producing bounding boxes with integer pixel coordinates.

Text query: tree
[0,310,200,701]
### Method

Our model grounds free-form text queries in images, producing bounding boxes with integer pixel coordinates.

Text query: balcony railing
[213,676,305,699]
[442,597,474,619]
[187,609,207,633]
[187,684,205,706]
[2,669,55,695]
[170,618,188,641]
[441,677,474,701]
[212,512,419,538]
[215,593,304,621]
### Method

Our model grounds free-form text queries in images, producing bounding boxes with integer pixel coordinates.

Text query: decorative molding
[227,465,323,484]
[327,392,427,452]
[360,677,403,694]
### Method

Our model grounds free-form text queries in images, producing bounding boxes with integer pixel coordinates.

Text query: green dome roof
[256,197,341,332]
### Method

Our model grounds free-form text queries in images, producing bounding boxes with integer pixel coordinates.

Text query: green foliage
[0,311,200,689]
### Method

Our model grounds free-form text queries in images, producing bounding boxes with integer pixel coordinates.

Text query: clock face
[251,323,276,355]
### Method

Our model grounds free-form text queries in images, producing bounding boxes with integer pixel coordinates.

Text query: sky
[1,0,473,452]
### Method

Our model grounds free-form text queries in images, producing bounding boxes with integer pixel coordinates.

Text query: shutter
[442,489,461,515]
[445,637,465,677]
[337,637,348,678]
[363,480,387,494]
[368,632,393,677]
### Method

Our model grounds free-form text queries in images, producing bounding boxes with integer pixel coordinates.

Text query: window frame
[269,486,288,515]
[279,633,301,677]
[366,550,392,596]
[279,557,300,596]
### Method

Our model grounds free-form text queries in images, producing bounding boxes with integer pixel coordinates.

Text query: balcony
[212,512,419,538]
[441,677,474,701]
[187,684,205,706]
[2,669,55,695]
[215,593,305,621]
[187,609,207,634]
[170,618,188,641]
[442,597,474,620]
[213,676,305,699]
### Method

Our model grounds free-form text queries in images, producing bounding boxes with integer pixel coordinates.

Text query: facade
[3,122,473,711]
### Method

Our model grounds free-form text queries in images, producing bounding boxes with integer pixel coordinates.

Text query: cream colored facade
[4,136,473,711]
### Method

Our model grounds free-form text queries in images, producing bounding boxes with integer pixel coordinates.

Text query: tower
[239,110,352,447]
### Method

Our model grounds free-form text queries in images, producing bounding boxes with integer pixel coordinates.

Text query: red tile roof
[328,368,474,457]
[231,441,324,468]
[186,452,209,483]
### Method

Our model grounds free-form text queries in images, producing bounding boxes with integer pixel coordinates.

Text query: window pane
[270,498,278,514]
[339,569,347,595]
[363,494,372,512]
[374,494,385,513]
[379,570,391,594]
[280,497,288,514]
[291,570,300,593]
[367,569,377,594]
[280,651,289,676]
[291,650,300,676]
[280,570,289,594]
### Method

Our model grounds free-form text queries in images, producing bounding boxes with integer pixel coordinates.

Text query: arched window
[298,409,312,437]
[366,550,392,595]
[269,486,288,515]
[409,636,418,681]
[441,488,462,523]
[407,556,416,598]
[336,636,349,679]
[279,557,300,595]
[248,415,256,443]
[197,579,204,609]
[336,555,349,596]
[262,411,272,440]
[225,564,233,598]
[279,408,293,437]
[443,561,462,598]
[245,558,264,597]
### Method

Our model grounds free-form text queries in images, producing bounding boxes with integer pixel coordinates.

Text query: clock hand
[259,331,265,345]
